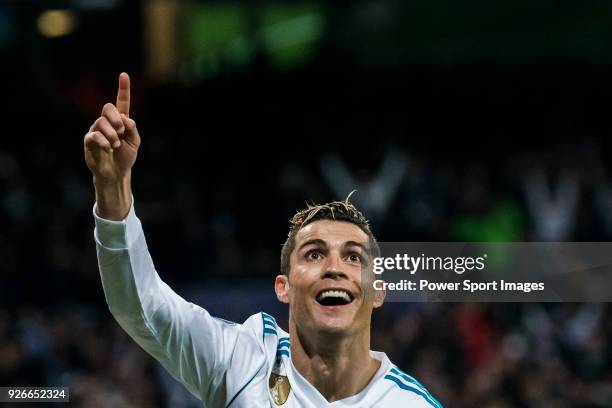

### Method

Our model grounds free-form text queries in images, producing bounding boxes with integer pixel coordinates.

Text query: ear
[373,287,386,309]
[275,274,290,304]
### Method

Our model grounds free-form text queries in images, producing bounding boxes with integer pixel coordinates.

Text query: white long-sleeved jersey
[93,201,442,408]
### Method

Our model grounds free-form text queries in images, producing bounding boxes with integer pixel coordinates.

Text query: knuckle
[104,110,123,128]
[94,132,110,146]
[102,102,115,114]
[92,117,107,130]
[109,126,119,137]
[85,132,100,147]
[103,131,117,142]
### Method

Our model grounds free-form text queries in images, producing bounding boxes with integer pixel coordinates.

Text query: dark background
[1,1,611,406]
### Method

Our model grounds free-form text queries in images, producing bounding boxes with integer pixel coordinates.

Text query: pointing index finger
[116,72,131,117]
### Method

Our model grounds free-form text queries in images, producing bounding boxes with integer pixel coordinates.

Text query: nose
[323,269,348,280]
[323,254,348,280]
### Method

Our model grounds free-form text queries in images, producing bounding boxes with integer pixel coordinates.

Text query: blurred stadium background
[1,0,612,406]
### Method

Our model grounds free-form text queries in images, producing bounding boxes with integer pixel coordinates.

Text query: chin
[313,317,355,335]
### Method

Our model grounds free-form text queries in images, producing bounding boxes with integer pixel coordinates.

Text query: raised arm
[83,74,264,404]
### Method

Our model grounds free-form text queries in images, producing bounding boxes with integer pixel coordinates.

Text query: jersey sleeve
[93,200,265,406]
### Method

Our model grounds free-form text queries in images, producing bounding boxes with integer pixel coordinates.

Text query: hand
[84,72,140,182]
[85,73,140,220]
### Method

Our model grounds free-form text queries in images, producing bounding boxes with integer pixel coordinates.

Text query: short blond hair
[280,194,378,275]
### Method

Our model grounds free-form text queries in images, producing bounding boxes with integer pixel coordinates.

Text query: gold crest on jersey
[269,372,291,405]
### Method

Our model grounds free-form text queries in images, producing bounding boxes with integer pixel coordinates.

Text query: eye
[348,253,362,263]
[306,250,323,261]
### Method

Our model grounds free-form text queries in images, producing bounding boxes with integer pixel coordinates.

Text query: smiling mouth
[316,289,354,306]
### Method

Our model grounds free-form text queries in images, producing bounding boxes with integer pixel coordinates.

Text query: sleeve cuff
[93,198,142,249]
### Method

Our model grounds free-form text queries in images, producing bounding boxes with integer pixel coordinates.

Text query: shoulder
[240,312,291,371]
[380,364,443,408]
[241,311,290,360]
[242,311,288,340]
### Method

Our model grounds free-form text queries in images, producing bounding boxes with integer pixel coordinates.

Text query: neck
[289,320,381,402]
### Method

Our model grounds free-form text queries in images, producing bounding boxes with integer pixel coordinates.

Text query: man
[84,73,442,407]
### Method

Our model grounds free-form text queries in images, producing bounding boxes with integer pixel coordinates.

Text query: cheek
[286,273,306,302]
[286,275,316,315]
[295,258,321,274]
[288,279,308,304]
[291,262,320,289]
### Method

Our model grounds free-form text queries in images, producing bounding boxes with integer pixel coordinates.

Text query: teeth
[318,290,351,302]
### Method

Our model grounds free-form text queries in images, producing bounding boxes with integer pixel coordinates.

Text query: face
[275,220,384,338]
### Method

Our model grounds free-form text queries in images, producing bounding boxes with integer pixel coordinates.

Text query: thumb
[120,114,140,147]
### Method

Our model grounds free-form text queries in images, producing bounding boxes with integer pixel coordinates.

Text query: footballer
[84,73,442,407]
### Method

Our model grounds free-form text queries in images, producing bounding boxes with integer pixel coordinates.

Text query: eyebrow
[297,239,371,255]
[297,239,327,252]
[344,241,370,255]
